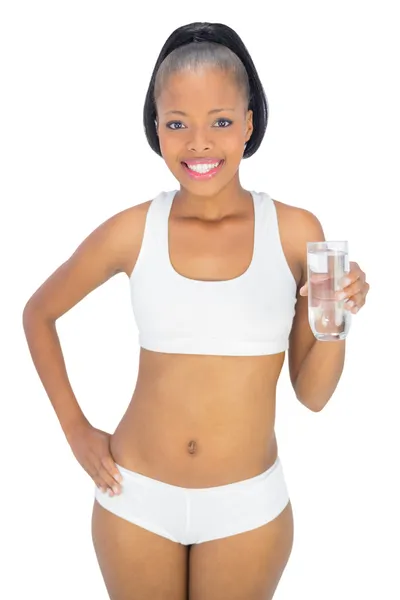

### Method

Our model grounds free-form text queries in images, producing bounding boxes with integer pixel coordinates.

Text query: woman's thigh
[188,500,294,600]
[91,499,189,600]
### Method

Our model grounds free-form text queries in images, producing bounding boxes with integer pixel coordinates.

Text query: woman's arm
[22,307,93,439]
[22,206,139,440]
[287,208,346,412]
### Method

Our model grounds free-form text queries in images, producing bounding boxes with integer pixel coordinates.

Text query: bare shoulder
[273,199,324,237]
[273,199,325,272]
[115,199,153,276]
[23,199,153,321]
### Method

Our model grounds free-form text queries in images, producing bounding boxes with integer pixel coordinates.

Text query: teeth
[186,161,221,173]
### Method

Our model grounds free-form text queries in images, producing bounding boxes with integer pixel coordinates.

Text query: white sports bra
[129,190,298,356]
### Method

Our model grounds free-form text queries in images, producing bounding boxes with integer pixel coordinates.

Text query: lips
[182,158,223,166]
[181,159,224,180]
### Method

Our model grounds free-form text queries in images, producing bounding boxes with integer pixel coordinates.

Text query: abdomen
[110,350,285,487]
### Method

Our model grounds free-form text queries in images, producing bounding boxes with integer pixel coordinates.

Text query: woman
[23,21,369,600]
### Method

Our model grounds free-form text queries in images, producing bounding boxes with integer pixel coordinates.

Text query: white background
[2,1,399,598]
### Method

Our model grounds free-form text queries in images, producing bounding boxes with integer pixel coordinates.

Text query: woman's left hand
[299,261,370,314]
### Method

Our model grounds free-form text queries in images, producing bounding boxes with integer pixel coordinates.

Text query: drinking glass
[307,241,351,341]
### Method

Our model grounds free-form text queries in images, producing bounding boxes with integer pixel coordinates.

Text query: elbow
[295,389,328,413]
[299,397,326,413]
[22,301,33,327]
[22,299,49,330]
[22,300,38,325]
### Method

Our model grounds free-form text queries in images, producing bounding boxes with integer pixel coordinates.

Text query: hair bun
[164,22,235,55]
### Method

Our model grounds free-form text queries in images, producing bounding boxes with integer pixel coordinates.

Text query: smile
[181,160,224,179]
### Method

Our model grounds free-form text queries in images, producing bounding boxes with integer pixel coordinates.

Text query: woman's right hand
[66,422,123,496]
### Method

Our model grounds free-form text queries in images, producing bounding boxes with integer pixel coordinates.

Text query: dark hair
[153,41,251,114]
[143,22,269,159]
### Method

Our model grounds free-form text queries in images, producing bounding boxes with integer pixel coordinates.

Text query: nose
[186,126,213,153]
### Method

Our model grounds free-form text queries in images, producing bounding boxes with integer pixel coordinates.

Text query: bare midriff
[109,195,300,489]
[110,349,286,488]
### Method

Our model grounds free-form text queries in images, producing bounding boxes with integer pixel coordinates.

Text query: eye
[214,118,232,128]
[166,121,185,130]
[166,118,233,130]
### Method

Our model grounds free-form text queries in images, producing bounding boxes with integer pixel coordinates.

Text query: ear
[245,109,253,143]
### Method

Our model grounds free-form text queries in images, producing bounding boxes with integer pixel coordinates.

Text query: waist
[110,386,278,487]
[110,431,278,487]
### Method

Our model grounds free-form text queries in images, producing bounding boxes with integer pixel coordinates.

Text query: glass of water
[307,241,351,341]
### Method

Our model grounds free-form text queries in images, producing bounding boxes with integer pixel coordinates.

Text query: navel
[187,440,197,455]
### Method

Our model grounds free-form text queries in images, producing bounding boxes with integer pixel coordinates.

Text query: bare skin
[91,193,309,600]
[25,65,328,599]
[109,197,301,487]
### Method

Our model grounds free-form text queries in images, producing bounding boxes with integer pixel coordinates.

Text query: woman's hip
[94,454,291,545]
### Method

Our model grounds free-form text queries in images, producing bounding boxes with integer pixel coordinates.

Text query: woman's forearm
[294,339,346,412]
[22,303,90,440]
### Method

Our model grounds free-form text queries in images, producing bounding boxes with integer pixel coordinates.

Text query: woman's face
[155,66,253,196]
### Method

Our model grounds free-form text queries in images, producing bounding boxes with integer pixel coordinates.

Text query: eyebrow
[164,108,235,116]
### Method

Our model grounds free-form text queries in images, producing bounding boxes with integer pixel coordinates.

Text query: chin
[178,180,230,197]
[173,169,236,197]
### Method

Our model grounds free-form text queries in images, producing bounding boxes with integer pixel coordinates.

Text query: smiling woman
[22,19,369,600]
[150,47,255,195]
